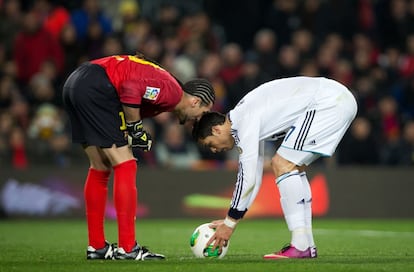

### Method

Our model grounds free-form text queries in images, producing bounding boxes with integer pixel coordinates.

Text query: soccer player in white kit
[192,76,358,259]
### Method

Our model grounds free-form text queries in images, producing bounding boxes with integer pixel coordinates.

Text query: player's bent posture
[62,54,215,260]
[192,76,357,259]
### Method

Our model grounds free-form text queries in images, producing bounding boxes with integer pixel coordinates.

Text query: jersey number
[119,111,127,131]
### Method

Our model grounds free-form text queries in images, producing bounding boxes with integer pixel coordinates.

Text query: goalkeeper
[62,54,215,261]
[192,76,357,259]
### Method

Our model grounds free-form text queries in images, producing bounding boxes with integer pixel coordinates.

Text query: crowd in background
[0,0,413,171]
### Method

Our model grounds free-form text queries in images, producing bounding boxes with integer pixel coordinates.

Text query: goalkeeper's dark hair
[192,111,226,140]
[183,78,215,106]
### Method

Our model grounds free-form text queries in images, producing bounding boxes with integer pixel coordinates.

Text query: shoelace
[279,244,291,253]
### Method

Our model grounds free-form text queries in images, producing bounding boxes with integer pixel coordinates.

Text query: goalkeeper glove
[126,120,152,152]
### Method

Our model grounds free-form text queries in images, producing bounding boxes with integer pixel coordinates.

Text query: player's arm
[119,78,154,152]
[208,121,262,251]
[122,104,152,152]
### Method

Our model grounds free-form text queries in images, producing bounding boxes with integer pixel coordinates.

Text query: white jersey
[228,76,357,215]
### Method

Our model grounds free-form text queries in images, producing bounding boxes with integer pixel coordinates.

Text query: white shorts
[277,78,357,166]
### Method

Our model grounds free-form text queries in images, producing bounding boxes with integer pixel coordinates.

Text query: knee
[90,160,112,171]
[271,154,298,177]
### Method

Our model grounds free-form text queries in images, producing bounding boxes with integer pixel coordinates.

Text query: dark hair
[192,111,226,140]
[183,79,215,106]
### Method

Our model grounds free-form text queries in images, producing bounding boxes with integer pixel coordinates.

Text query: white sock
[300,171,315,248]
[276,170,308,251]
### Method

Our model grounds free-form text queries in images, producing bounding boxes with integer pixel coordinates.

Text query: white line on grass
[315,229,414,238]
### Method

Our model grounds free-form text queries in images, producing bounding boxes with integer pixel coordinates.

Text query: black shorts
[62,63,128,148]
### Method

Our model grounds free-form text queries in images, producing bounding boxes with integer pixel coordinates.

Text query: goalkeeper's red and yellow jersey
[91,55,183,118]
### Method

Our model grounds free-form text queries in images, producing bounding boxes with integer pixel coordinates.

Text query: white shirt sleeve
[228,114,264,219]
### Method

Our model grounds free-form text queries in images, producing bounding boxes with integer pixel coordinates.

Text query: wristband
[223,216,237,229]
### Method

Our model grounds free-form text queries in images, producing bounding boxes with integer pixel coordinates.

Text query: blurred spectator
[400,33,414,78]
[265,0,300,47]
[70,0,112,42]
[0,0,22,57]
[0,111,14,164]
[112,0,140,34]
[357,0,377,35]
[297,0,331,43]
[155,123,200,169]
[377,0,413,50]
[122,18,152,54]
[219,43,244,86]
[9,125,27,169]
[315,44,337,78]
[299,59,320,77]
[102,34,124,57]
[13,9,64,84]
[59,23,86,79]
[140,36,163,62]
[153,3,180,39]
[225,52,272,111]
[331,58,353,87]
[177,10,222,56]
[291,28,315,61]
[380,120,414,165]
[34,0,70,40]
[353,76,378,116]
[27,103,70,167]
[277,45,300,77]
[322,0,357,41]
[337,116,380,165]
[27,72,57,107]
[375,96,401,143]
[83,19,106,59]
[400,77,414,120]
[250,28,279,78]
[197,52,226,112]
[165,54,196,83]
[0,75,30,128]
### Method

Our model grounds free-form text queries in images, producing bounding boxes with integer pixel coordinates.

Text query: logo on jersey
[144,86,160,100]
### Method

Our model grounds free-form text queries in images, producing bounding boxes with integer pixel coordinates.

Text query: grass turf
[0,219,413,272]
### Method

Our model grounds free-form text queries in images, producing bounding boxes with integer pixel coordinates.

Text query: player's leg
[264,151,319,259]
[299,171,317,257]
[63,66,114,259]
[101,145,137,253]
[102,145,165,260]
[83,146,113,259]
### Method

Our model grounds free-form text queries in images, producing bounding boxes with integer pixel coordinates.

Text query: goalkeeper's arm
[122,105,152,152]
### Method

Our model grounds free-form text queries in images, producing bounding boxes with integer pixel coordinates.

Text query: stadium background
[0,0,413,218]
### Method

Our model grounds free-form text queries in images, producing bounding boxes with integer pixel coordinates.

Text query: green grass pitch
[0,219,413,272]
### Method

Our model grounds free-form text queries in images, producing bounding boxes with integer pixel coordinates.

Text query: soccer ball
[189,223,229,258]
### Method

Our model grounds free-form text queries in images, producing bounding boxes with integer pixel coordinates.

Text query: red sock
[84,168,111,249]
[113,159,137,252]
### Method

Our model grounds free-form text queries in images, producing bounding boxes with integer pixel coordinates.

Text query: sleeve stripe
[231,161,244,209]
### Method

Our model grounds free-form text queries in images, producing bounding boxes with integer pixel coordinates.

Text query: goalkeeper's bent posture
[62,54,215,260]
[192,76,357,259]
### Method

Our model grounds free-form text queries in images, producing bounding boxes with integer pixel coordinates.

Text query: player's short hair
[192,111,226,140]
[183,79,215,106]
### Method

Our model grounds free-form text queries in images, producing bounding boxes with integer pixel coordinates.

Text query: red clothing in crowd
[13,27,64,83]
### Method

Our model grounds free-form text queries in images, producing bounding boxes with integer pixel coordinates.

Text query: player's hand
[126,120,153,152]
[207,219,234,253]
